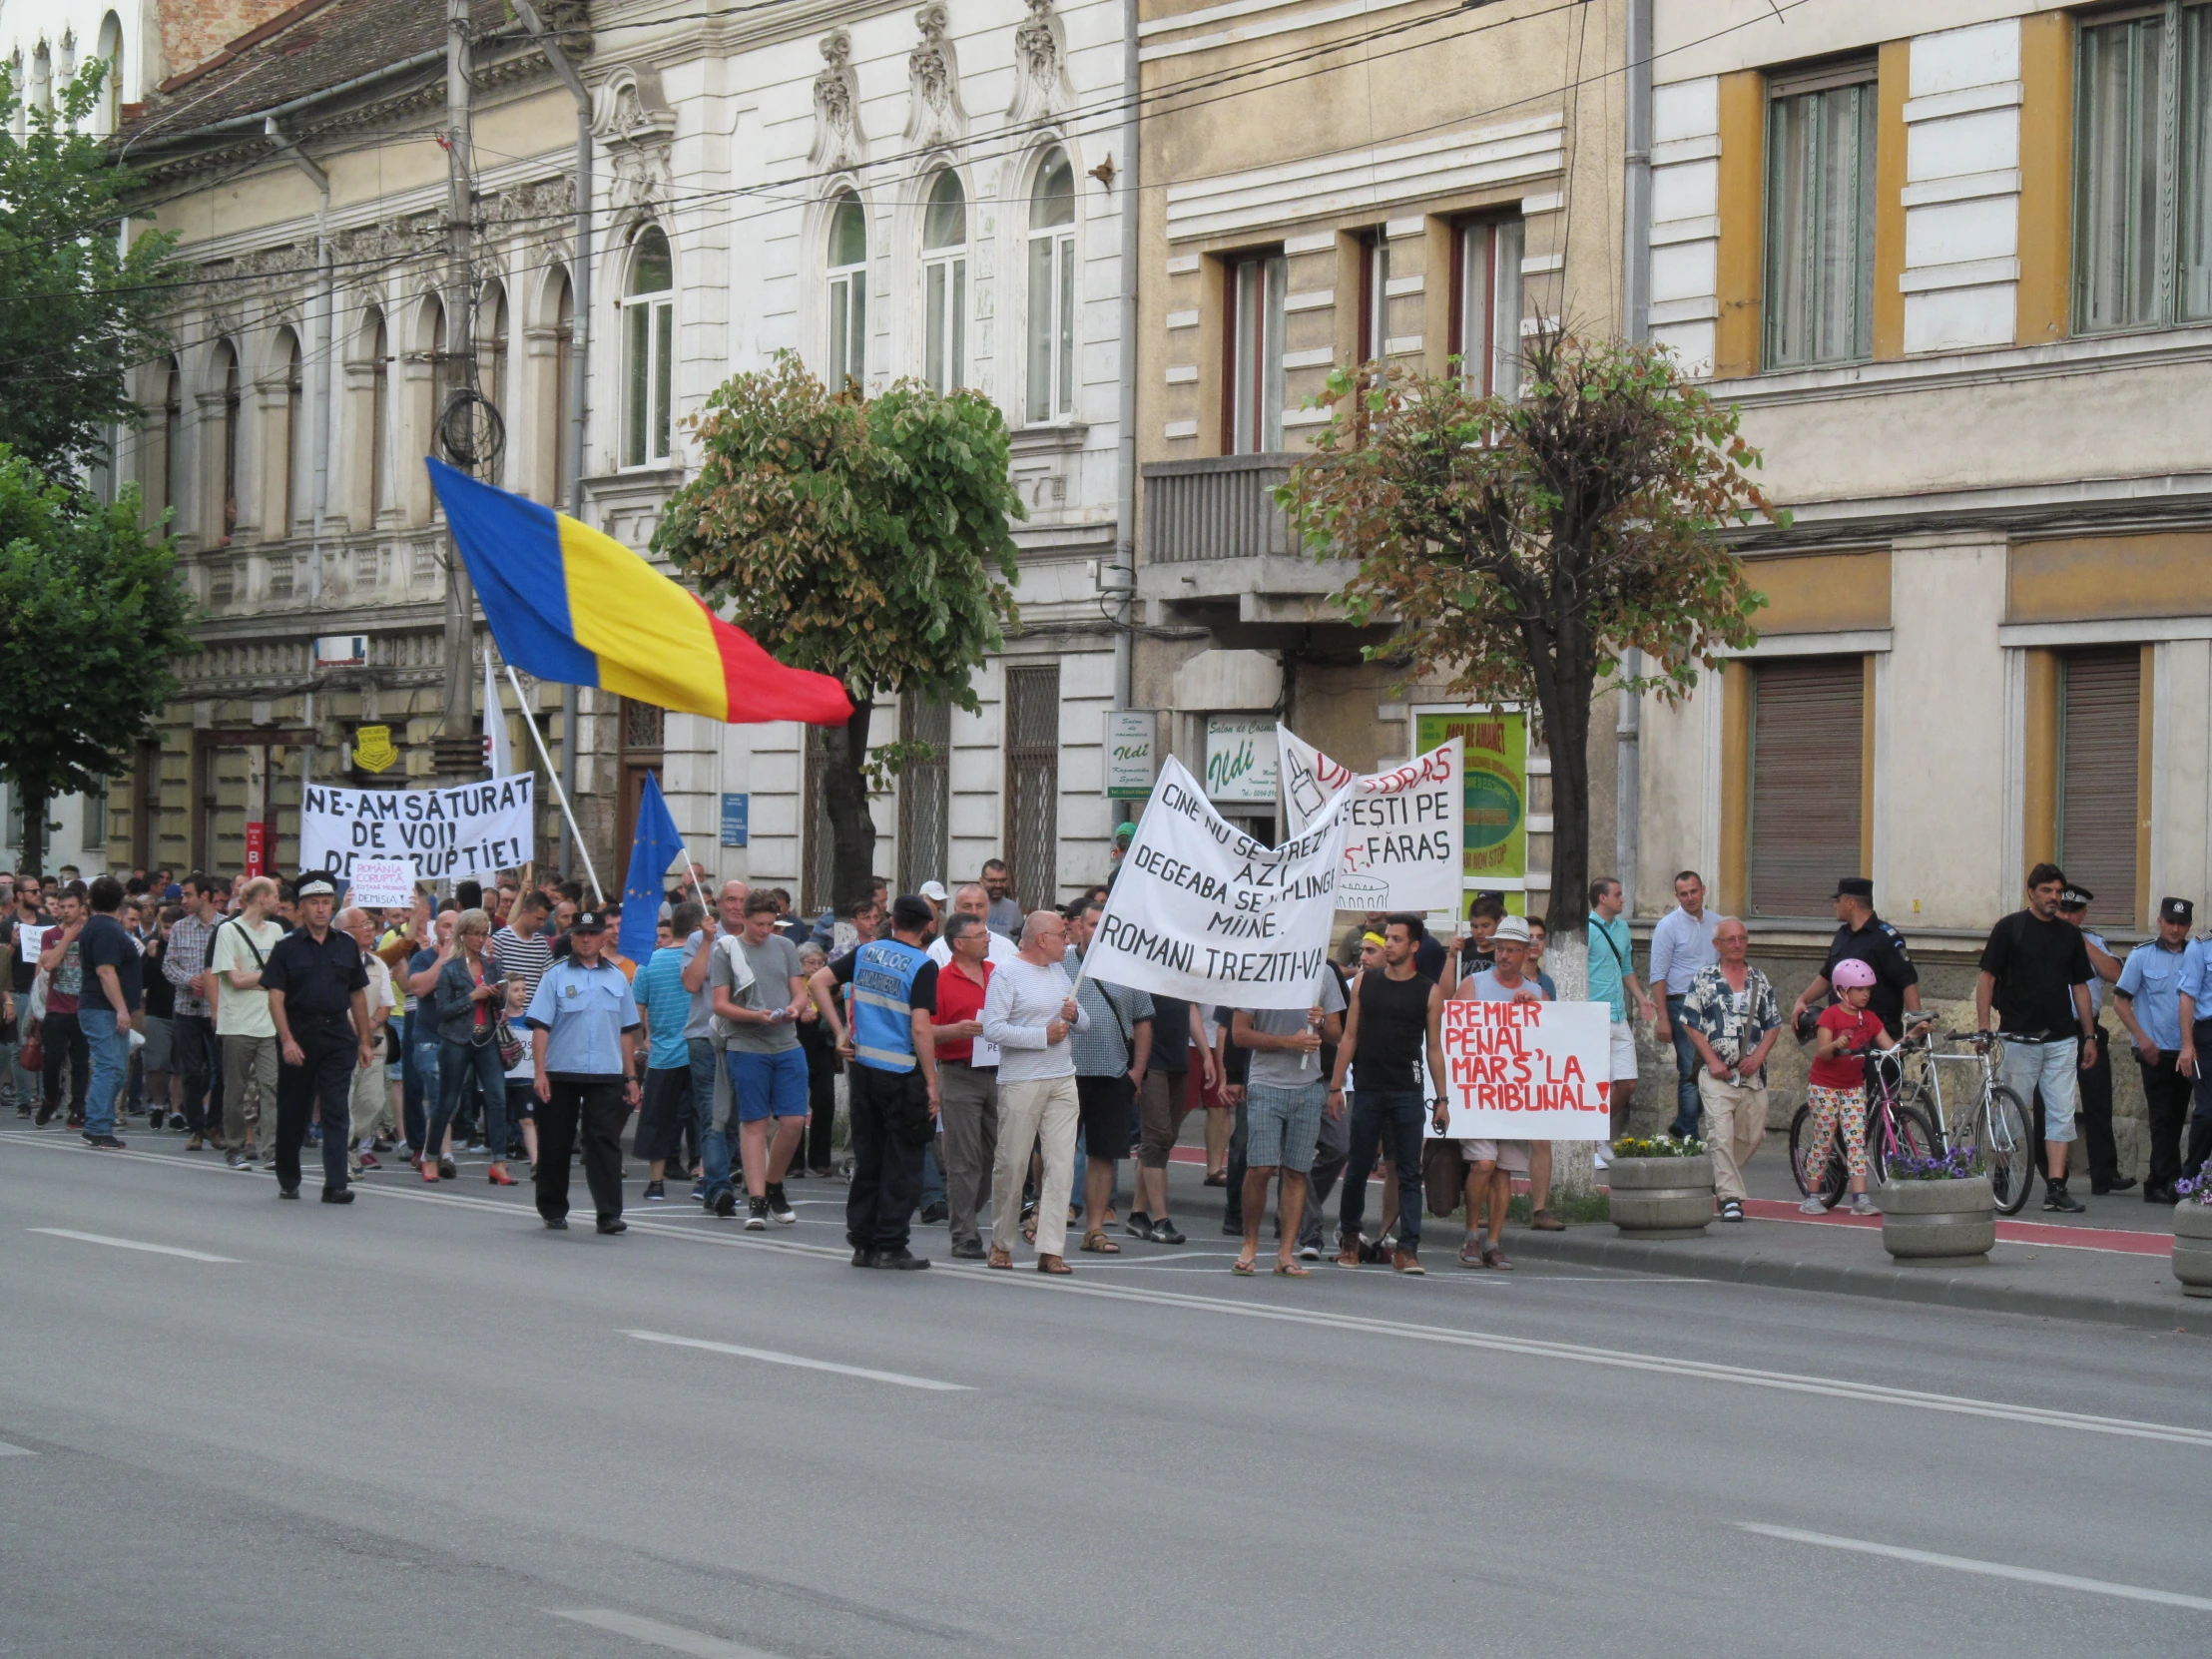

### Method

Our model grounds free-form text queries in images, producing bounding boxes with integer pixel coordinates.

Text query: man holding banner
[1448,914,1548,1270]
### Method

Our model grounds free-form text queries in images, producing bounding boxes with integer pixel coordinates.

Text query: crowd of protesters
[8,844,2209,1260]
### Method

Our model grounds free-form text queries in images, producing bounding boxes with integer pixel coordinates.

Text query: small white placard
[347,859,418,910]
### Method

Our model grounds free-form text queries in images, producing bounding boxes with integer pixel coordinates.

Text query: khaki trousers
[221,1034,278,1151]
[991,1074,1078,1260]
[348,1050,391,1170]
[1695,1069,1768,1202]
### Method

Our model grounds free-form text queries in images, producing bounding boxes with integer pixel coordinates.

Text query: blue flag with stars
[619,772,684,962]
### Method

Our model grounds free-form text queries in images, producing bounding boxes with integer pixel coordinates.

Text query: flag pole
[505,664,604,903]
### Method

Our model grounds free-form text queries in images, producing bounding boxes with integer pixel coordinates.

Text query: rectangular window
[1763,62,1878,369]
[1026,227,1076,421]
[82,785,107,854]
[1452,218,1526,396]
[896,690,950,894]
[1359,230,1389,364]
[1003,665,1059,912]
[2058,647,2142,925]
[1747,656,1864,916]
[829,272,866,392]
[924,254,966,393]
[622,295,674,467]
[1224,252,1286,453]
[2075,2,2212,331]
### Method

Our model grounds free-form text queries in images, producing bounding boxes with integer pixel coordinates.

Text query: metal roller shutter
[1749,657,1864,916]
[2059,649,2140,925]
[1004,666,1060,912]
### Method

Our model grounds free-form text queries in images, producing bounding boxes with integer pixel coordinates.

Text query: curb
[1498,1225,2212,1336]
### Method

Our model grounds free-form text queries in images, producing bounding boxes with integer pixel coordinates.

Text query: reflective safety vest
[850,938,926,1073]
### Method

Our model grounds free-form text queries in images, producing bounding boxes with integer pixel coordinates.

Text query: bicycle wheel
[1871,1103,1940,1186]
[1902,1072,1949,1153]
[1788,1103,1846,1206]
[1976,1085,2035,1216]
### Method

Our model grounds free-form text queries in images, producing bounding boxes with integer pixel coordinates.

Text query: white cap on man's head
[1491,914,1531,944]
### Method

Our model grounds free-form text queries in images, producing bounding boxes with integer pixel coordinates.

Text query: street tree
[0,58,181,482]
[655,353,1023,909]
[0,450,197,871]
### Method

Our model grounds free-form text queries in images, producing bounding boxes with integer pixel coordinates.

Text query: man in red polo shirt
[929,912,998,1260]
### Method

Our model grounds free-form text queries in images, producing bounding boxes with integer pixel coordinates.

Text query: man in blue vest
[810,893,940,1270]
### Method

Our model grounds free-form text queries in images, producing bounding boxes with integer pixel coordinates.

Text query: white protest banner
[18,924,49,963]
[299,777,534,880]
[1438,997,1612,1140]
[1085,755,1353,1010]
[1278,727,1461,914]
[346,858,418,910]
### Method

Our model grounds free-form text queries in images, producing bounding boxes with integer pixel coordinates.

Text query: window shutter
[1004,666,1060,911]
[1749,657,1864,916]
[2059,648,2141,924]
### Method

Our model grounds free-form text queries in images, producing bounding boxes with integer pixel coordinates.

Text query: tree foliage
[0,449,197,870]
[1282,329,1775,942]
[0,59,181,482]
[655,353,1023,908]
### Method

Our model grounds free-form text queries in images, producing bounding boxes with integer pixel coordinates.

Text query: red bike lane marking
[1737,1197,2170,1256]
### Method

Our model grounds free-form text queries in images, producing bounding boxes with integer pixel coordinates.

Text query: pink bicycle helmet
[1831,958,1878,990]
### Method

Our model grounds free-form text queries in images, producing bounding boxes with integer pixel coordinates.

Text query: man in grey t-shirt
[713,892,815,1228]
[1229,971,1346,1276]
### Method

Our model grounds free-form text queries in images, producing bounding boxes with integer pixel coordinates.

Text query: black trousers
[845,1062,924,1252]
[2186,1022,2212,1184]
[41,1011,88,1116]
[536,1076,627,1225]
[276,1018,354,1196]
[804,1045,838,1170]
[2076,1022,2119,1186]
[173,1012,220,1135]
[2137,1046,2193,1192]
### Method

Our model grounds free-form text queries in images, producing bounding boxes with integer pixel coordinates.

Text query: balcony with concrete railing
[1139,453,1361,629]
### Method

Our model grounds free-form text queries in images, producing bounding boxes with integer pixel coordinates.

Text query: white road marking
[17,1132,2209,1447]
[545,1608,784,1657]
[0,1439,36,1456]
[26,1228,239,1264]
[1739,1523,2212,1611]
[623,1330,971,1392]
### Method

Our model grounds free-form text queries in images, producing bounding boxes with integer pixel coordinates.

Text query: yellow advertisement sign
[1413,710,1526,890]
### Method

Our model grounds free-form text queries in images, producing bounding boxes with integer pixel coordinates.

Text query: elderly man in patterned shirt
[1678,916,1782,1223]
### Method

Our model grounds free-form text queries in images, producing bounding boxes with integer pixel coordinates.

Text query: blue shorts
[727,1046,810,1122]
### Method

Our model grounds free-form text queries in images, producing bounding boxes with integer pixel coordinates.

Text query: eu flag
[619,773,684,962]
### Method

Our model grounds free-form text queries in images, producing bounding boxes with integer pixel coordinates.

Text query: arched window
[1026,150,1076,422]
[477,280,508,485]
[622,226,673,467]
[547,269,574,504]
[826,190,867,389]
[275,327,301,533]
[367,309,390,515]
[921,171,966,394]
[93,13,121,135]
[212,340,240,544]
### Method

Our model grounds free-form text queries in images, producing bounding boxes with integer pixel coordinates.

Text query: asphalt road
[4,1128,2208,1659]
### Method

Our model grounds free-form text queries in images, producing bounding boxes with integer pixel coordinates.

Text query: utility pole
[433,0,482,782]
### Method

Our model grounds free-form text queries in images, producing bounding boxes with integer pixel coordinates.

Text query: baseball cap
[1113,822,1137,848]
[570,908,609,933]
[918,879,950,903]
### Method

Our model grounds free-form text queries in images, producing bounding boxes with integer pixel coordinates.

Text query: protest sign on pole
[346,858,419,910]
[1083,756,1354,1010]
[1278,728,1462,914]
[1437,998,1611,1140]
[299,778,535,880]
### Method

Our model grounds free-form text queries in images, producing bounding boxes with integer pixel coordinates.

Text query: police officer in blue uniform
[810,894,940,1270]
[525,909,642,1235]
[1790,876,1922,1038]
[2114,895,2191,1201]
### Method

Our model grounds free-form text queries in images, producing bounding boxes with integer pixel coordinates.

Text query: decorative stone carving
[1008,0,1073,124]
[592,67,678,218]
[812,30,865,171]
[904,5,966,149]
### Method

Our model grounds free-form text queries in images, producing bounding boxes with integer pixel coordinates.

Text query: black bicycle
[1788,1041,1940,1206]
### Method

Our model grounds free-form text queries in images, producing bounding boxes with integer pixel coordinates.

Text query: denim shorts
[1246,1081,1326,1173]
[2000,1035,2080,1144]
[728,1045,810,1122]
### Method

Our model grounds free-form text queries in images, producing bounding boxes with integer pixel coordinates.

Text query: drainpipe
[268,116,331,788]
[1109,0,1140,713]
[513,0,592,877]
[1615,0,1652,914]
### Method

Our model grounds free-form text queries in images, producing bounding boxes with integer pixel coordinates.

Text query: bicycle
[1903,1029,2035,1216]
[1789,1039,1939,1208]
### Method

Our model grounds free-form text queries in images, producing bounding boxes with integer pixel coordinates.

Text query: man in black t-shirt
[77,875,143,1149]
[4,876,50,1116]
[1975,862,2095,1213]
[1791,876,1922,1038]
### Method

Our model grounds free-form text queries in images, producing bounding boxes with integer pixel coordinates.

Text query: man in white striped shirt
[492,891,555,1002]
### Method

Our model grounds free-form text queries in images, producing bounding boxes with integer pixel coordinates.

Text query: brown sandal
[987,1246,1013,1270]
[1021,1222,1037,1245]
[1080,1231,1121,1254]
[1037,1255,1071,1274]
[1274,1260,1310,1277]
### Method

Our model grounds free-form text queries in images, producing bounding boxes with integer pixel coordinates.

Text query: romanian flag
[428,458,851,727]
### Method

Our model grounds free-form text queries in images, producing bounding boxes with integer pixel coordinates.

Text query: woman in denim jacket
[426,907,512,1186]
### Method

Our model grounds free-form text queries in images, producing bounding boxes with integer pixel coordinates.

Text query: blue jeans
[80,1008,130,1138]
[694,1037,734,1202]
[1339,1088,1425,1252]
[432,1038,508,1163]
[409,1034,441,1151]
[920,1143,946,1207]
[1666,995,1702,1137]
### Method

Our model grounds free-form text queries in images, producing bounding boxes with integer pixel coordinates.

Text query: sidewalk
[1160,1143,2209,1336]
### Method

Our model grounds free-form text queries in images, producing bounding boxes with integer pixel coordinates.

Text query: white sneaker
[1592,1146,1611,1171]
[1798,1196,1829,1215]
